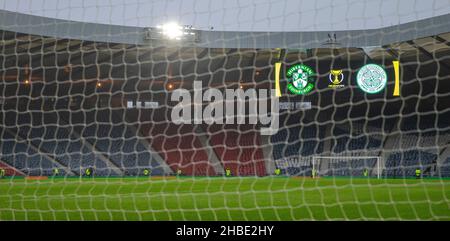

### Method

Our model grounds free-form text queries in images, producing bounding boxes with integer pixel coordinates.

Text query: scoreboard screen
[274,60,400,100]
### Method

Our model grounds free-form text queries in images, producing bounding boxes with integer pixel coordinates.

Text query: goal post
[312,156,381,179]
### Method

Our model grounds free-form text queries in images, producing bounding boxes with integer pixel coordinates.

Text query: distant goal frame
[312,156,382,179]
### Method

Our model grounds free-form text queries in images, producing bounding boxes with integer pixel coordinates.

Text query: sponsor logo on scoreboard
[356,64,387,94]
[328,69,345,88]
[127,101,159,109]
[286,64,315,95]
[279,102,311,110]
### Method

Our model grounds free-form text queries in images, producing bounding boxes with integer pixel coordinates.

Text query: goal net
[0,0,449,221]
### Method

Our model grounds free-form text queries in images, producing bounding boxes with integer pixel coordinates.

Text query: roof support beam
[384,47,416,76]
[25,39,68,53]
[196,48,209,60]
[407,40,450,71]
[360,47,375,64]
[433,35,450,47]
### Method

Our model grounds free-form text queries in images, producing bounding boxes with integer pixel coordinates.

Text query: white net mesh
[0,0,449,221]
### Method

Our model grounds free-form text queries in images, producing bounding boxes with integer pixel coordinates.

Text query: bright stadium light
[158,22,184,40]
[146,23,199,42]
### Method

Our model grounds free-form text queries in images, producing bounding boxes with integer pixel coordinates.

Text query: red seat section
[206,124,266,176]
[140,122,216,176]
[0,160,25,176]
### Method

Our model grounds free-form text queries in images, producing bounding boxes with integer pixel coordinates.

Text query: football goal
[312,156,381,179]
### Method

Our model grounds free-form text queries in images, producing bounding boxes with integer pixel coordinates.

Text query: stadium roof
[2,0,450,32]
[1,5,450,48]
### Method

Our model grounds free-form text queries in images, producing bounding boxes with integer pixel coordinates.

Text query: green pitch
[1,176,449,220]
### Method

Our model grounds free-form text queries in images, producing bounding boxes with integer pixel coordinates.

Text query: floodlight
[159,22,184,40]
[145,23,199,42]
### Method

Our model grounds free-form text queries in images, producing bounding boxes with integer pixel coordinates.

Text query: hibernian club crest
[356,64,387,94]
[286,64,315,95]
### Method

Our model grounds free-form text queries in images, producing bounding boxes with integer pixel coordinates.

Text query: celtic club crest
[286,64,315,95]
[356,64,387,94]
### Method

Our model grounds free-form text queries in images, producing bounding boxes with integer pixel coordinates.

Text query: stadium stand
[0,160,24,176]
[0,14,448,178]
[207,124,266,176]
[0,129,58,176]
[385,150,437,177]
[140,121,216,176]
[440,157,450,177]
[271,114,325,160]
[81,111,165,176]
